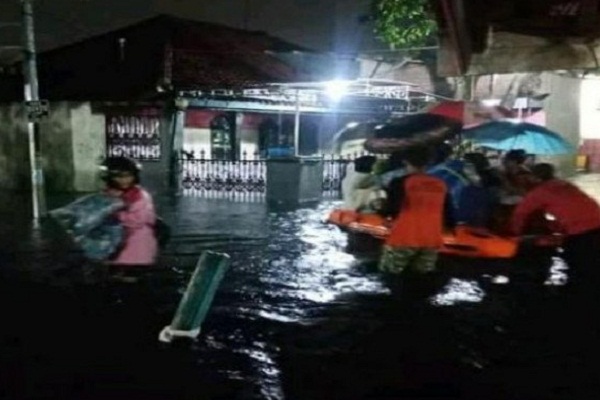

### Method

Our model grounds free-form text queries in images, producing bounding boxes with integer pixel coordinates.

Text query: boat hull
[327,209,562,259]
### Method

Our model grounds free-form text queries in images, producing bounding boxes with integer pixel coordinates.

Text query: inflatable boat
[327,209,563,259]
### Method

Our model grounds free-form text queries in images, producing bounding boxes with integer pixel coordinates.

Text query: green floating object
[159,251,231,343]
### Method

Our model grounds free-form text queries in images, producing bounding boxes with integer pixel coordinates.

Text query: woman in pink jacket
[101,157,158,267]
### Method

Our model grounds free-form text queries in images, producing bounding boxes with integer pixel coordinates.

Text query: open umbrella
[425,101,514,126]
[364,114,462,154]
[461,120,575,155]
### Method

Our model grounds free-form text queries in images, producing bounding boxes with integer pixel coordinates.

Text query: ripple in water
[431,278,486,306]
[546,256,568,286]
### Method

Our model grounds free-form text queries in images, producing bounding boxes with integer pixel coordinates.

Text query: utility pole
[293,89,301,157]
[21,0,47,222]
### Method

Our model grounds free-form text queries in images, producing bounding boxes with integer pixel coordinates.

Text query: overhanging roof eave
[185,98,394,115]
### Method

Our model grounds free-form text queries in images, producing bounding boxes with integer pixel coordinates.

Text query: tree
[371,0,472,100]
[372,0,437,48]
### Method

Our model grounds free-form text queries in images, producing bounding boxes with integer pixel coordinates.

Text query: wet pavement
[1,175,600,399]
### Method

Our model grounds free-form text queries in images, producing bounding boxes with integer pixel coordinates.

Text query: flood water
[1,176,600,399]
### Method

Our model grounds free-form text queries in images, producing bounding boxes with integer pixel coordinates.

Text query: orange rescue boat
[327,209,562,259]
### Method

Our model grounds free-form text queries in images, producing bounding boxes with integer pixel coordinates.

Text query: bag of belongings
[50,193,125,261]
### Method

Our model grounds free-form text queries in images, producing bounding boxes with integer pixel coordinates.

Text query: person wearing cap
[101,156,158,267]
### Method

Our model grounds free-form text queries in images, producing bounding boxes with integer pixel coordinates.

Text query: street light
[324,80,350,101]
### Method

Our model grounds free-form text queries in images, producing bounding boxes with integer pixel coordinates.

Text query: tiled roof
[0,14,311,101]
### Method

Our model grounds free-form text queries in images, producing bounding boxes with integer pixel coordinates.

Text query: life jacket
[386,173,448,248]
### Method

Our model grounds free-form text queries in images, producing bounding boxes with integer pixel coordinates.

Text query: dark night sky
[0,0,383,55]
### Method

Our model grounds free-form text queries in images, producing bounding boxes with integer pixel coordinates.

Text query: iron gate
[178,151,373,201]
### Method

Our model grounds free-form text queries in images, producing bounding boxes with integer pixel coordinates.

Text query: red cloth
[510,179,600,236]
[427,101,514,125]
[121,186,143,206]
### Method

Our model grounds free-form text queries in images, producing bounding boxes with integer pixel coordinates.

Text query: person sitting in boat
[510,163,600,292]
[379,151,408,188]
[499,149,536,202]
[457,152,501,227]
[341,155,383,212]
[427,143,470,206]
[379,145,455,280]
[491,149,537,234]
[427,144,487,226]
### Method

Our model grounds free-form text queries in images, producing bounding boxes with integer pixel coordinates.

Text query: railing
[179,150,266,201]
[322,152,379,198]
[178,150,376,201]
[322,154,350,198]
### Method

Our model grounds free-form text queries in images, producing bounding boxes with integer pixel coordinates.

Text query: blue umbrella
[462,120,575,155]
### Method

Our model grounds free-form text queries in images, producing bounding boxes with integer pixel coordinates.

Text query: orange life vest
[386,173,447,248]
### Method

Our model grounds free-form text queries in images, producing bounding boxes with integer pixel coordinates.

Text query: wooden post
[159,251,231,343]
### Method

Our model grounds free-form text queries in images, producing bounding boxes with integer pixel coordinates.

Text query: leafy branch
[372,0,437,48]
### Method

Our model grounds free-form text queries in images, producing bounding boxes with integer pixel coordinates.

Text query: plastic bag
[50,193,126,261]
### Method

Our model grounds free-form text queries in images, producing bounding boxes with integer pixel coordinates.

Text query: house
[1,13,438,195]
[0,15,354,193]
[0,14,443,194]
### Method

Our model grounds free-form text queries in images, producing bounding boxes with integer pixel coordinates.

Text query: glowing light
[325,80,350,101]
[481,98,501,107]
[346,122,359,128]
[545,213,557,221]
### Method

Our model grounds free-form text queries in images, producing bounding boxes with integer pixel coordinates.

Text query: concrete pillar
[168,98,188,192]
[0,103,29,191]
[138,107,173,196]
[70,102,105,192]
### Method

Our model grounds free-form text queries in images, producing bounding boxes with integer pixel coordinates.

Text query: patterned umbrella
[363,114,462,154]
[462,120,575,155]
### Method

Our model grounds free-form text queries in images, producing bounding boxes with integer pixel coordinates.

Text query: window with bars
[105,114,162,161]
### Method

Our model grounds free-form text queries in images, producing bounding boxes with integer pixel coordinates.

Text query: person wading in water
[379,145,455,301]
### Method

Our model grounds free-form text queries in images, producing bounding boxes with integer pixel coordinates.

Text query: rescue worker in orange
[379,145,455,276]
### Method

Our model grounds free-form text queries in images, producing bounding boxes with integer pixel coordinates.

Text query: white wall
[183,127,212,158]
[71,102,106,192]
[580,78,600,140]
[541,73,581,176]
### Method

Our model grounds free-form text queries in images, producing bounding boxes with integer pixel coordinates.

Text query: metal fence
[178,150,374,201]
[179,150,266,201]
[322,154,350,198]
